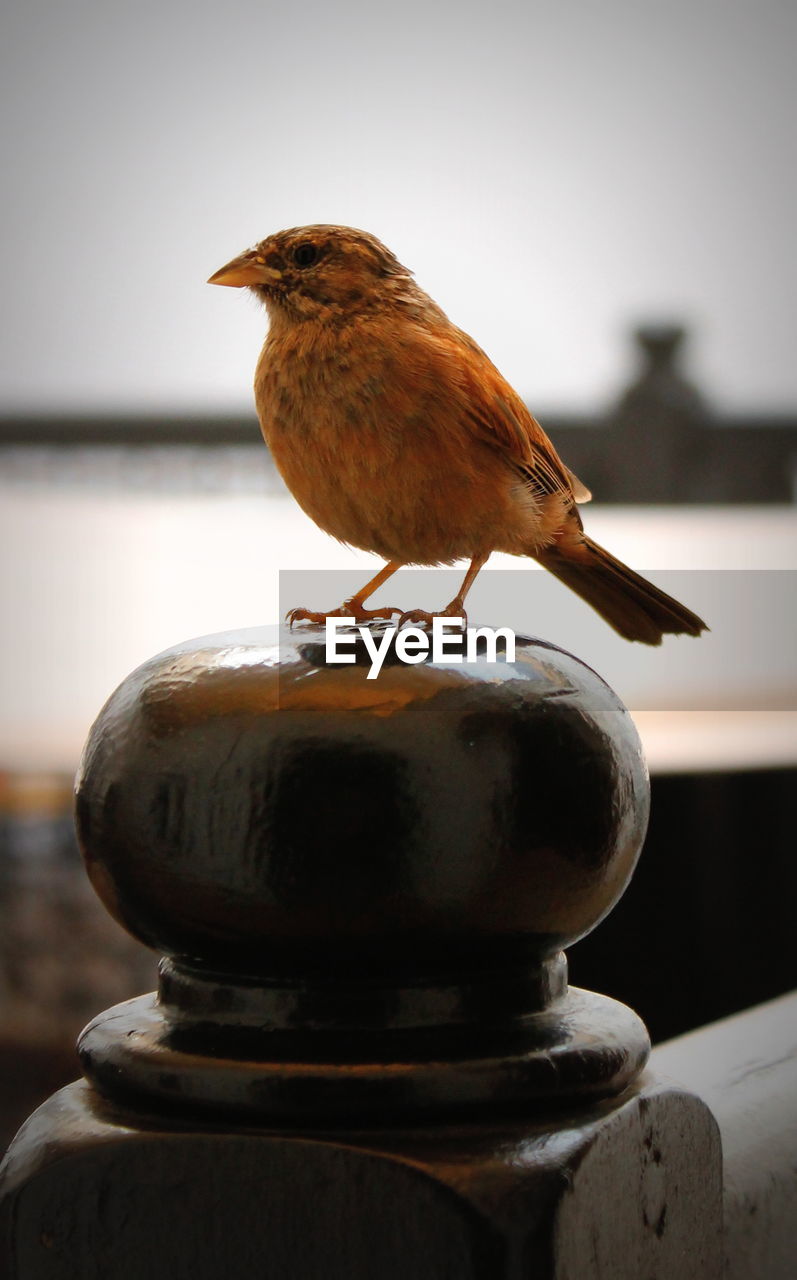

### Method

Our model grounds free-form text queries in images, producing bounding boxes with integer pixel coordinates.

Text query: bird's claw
[398,604,468,630]
[348,605,403,624]
[287,603,402,629]
[286,607,329,627]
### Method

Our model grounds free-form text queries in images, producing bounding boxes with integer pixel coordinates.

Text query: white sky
[1,0,796,415]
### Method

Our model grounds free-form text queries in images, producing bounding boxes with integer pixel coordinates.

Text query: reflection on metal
[71,624,651,1121]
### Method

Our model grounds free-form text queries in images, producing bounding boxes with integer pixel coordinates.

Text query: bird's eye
[292,242,319,268]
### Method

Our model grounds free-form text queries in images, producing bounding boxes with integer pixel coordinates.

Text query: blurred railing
[1,327,796,502]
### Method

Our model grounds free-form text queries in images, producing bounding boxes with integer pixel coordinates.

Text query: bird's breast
[256,325,403,481]
[253,321,534,563]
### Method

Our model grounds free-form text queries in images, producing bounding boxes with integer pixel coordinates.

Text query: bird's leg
[398,555,489,629]
[287,561,403,627]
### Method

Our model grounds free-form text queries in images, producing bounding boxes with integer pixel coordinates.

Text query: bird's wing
[445,328,592,505]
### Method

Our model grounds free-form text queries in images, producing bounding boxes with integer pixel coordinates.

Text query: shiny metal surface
[77,984,650,1124]
[74,625,651,1119]
[75,626,649,978]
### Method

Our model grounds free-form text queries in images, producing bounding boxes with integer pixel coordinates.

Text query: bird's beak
[207,249,282,288]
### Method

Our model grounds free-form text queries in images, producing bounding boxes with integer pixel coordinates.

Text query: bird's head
[208,225,415,321]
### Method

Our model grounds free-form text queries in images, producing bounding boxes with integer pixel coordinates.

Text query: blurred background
[1,0,796,1150]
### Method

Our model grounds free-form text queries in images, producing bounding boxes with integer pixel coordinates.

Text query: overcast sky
[1,0,795,415]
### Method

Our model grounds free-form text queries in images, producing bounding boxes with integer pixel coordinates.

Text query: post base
[78,983,650,1125]
[0,1071,721,1280]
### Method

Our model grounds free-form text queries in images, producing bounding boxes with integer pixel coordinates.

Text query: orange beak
[207,249,282,288]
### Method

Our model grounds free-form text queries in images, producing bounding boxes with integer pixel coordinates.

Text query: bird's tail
[536,535,707,645]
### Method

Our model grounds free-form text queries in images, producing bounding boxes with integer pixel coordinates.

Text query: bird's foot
[287,601,402,628]
[398,600,468,630]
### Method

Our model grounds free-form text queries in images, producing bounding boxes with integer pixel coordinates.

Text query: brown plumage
[208,225,707,643]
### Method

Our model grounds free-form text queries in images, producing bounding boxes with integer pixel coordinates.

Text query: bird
[208,225,707,644]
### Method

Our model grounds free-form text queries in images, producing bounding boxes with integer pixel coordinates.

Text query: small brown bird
[209,225,706,643]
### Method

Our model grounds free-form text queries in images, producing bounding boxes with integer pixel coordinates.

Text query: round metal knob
[75,625,651,1121]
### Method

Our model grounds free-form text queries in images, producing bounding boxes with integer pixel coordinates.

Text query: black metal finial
[74,624,651,1124]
